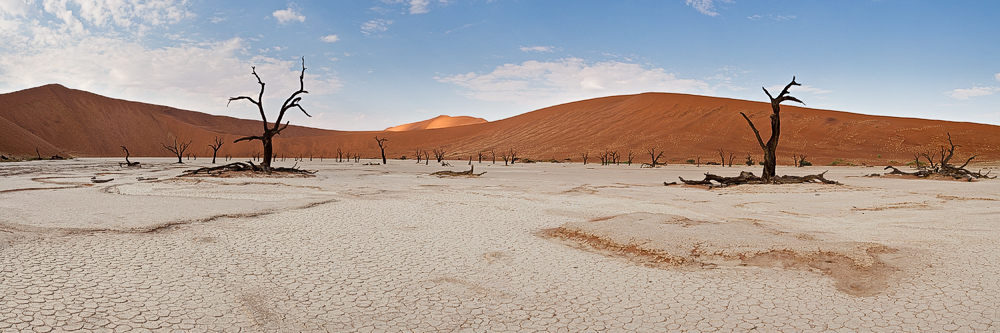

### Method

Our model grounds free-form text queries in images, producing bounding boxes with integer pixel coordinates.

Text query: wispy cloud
[519,45,554,53]
[273,5,305,24]
[764,83,833,96]
[0,1,341,115]
[947,86,999,100]
[320,34,340,43]
[361,18,392,36]
[379,0,444,14]
[748,14,796,21]
[946,74,1000,100]
[409,0,430,14]
[436,58,710,106]
[686,0,733,17]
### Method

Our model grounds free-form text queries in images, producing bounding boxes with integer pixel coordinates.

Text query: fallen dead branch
[431,165,486,177]
[181,161,315,177]
[671,170,840,188]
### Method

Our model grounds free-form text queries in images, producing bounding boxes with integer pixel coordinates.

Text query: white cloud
[273,6,305,24]
[380,0,444,14]
[995,73,1000,81]
[519,45,554,53]
[0,0,32,17]
[748,14,796,21]
[0,36,342,113]
[34,0,193,33]
[361,18,392,36]
[0,2,342,117]
[409,0,430,14]
[686,0,733,17]
[320,34,340,43]
[436,58,710,106]
[947,86,999,100]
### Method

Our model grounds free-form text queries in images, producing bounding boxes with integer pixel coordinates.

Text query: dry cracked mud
[1,158,998,331]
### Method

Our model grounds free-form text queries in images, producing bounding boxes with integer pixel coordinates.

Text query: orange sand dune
[2,84,999,165]
[385,115,487,131]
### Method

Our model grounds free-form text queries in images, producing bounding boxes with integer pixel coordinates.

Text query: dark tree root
[670,170,840,188]
[181,161,315,177]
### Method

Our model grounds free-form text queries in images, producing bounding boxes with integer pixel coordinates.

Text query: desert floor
[1,158,998,332]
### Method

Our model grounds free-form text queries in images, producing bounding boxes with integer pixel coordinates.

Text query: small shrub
[686,159,696,164]
[829,159,855,166]
[799,160,812,166]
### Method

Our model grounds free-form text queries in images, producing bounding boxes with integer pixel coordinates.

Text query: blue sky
[1,0,998,131]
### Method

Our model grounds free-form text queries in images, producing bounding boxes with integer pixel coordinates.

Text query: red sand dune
[2,84,999,166]
[385,115,487,131]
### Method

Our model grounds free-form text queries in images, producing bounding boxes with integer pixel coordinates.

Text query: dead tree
[508,148,518,165]
[500,151,510,166]
[161,138,192,164]
[581,152,590,165]
[673,78,840,187]
[375,136,388,164]
[792,154,810,167]
[415,149,423,164]
[209,136,224,164]
[626,150,635,166]
[119,146,140,167]
[643,148,665,168]
[433,148,446,163]
[228,57,310,172]
[740,77,803,182]
[717,149,726,166]
[727,153,736,167]
[477,151,485,163]
[490,149,496,164]
[884,133,993,180]
[745,153,754,166]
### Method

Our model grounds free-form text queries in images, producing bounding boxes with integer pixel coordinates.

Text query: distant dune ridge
[2,84,999,165]
[385,115,487,131]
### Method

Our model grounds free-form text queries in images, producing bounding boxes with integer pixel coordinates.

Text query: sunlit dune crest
[385,115,488,131]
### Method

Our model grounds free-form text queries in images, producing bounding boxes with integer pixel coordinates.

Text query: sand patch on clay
[543,212,900,297]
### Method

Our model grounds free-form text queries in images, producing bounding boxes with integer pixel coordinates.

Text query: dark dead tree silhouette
[119,146,140,167]
[228,57,310,173]
[432,148,446,163]
[161,138,192,164]
[673,77,839,187]
[415,149,423,164]
[642,148,665,168]
[740,77,803,182]
[209,136,224,164]
[375,136,388,164]
[884,133,993,180]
